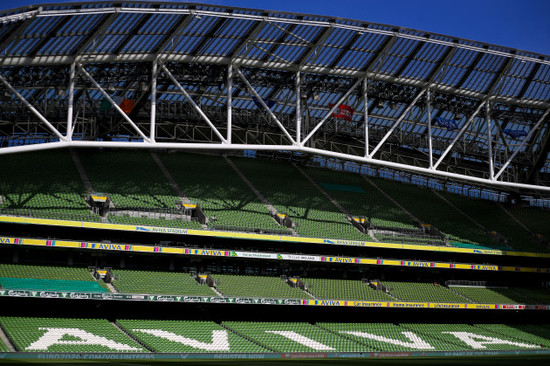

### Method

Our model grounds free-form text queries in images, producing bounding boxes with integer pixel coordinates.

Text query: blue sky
[1,0,549,55]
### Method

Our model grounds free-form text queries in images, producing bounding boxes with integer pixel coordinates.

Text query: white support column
[301,77,362,146]
[426,88,433,169]
[67,63,75,141]
[363,77,369,157]
[369,88,427,158]
[0,73,66,141]
[150,60,157,142]
[486,103,494,180]
[227,64,233,144]
[161,64,227,144]
[234,67,296,145]
[493,107,550,180]
[296,71,301,144]
[433,101,486,170]
[77,63,151,143]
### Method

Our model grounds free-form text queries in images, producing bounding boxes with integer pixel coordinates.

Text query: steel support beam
[433,101,486,170]
[77,63,151,142]
[66,62,75,140]
[486,103,494,180]
[227,64,233,144]
[363,77,369,157]
[0,72,66,141]
[369,88,427,158]
[296,71,301,144]
[494,107,550,180]
[427,89,433,169]
[2,139,548,192]
[2,53,547,110]
[301,77,363,146]
[0,133,548,191]
[161,63,227,144]
[234,66,296,145]
[150,60,157,142]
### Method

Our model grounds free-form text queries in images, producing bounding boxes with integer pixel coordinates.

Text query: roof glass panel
[170,35,201,53]
[56,13,103,35]
[325,28,356,46]
[183,15,219,35]
[21,15,61,36]
[119,34,164,52]
[85,34,123,53]
[500,76,528,98]
[524,80,550,101]
[335,49,375,69]
[400,59,436,80]
[312,46,345,66]
[36,35,85,55]
[104,12,143,33]
[5,37,42,55]
[140,13,180,34]
[0,23,12,40]
[274,44,308,64]
[201,37,238,56]
[216,18,256,38]
[255,22,285,40]
[285,24,322,44]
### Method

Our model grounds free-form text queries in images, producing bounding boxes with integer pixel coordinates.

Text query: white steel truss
[0,3,549,193]
[0,61,548,192]
[77,63,151,142]
[301,77,362,147]
[0,72,66,141]
[161,63,227,144]
[369,88,426,158]
[493,107,550,181]
[234,66,297,145]
[432,101,486,170]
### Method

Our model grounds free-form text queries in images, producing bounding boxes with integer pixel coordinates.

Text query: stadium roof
[0,1,549,192]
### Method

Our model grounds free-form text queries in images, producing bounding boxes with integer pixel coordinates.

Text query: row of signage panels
[1,349,549,361]
[2,215,548,258]
[1,236,548,274]
[0,289,548,310]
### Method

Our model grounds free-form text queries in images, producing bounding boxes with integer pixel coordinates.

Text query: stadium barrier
[1,236,548,274]
[2,214,548,258]
[0,289,548,310]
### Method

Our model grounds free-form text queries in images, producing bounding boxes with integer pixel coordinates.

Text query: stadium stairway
[496,203,549,248]
[69,149,94,195]
[0,323,15,352]
[361,175,421,226]
[447,286,477,303]
[293,164,375,239]
[312,323,376,351]
[111,321,155,352]
[431,189,510,249]
[218,322,277,352]
[150,152,193,207]
[224,156,295,235]
[294,164,351,217]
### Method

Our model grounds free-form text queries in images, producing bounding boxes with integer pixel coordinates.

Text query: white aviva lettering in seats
[26,328,141,351]
[133,329,230,351]
[340,331,435,350]
[443,332,539,349]
[265,331,335,351]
